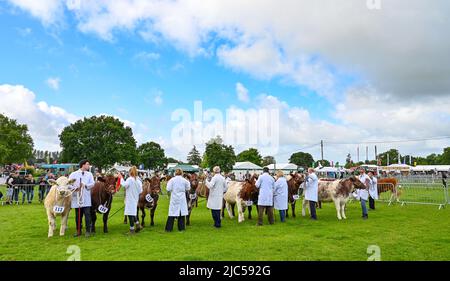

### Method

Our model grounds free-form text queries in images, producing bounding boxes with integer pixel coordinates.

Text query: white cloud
[235,82,249,103]
[46,77,60,90]
[0,84,79,150]
[133,51,160,62]
[6,0,63,25]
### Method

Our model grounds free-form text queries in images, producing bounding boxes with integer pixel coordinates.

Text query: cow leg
[286,204,290,218]
[292,202,296,218]
[226,202,234,219]
[123,215,128,224]
[150,206,156,226]
[47,209,55,238]
[231,203,236,217]
[60,214,69,236]
[302,199,307,217]
[91,210,97,233]
[141,207,146,227]
[334,199,342,220]
[237,200,245,223]
[103,212,109,233]
[340,201,347,220]
[248,206,253,220]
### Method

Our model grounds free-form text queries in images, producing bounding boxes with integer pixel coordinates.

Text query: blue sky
[1,1,449,163]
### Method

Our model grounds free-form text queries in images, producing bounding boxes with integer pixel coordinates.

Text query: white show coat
[274,177,288,211]
[358,174,370,201]
[121,177,143,216]
[69,169,95,208]
[256,172,275,206]
[305,173,319,203]
[369,176,379,200]
[166,175,191,217]
[206,173,227,210]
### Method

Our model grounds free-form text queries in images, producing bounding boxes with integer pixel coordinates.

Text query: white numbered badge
[53,206,65,214]
[245,201,253,206]
[98,205,109,214]
[145,194,154,203]
[189,194,197,200]
[293,195,300,201]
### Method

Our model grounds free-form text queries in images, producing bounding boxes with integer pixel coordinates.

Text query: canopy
[410,165,450,172]
[266,163,298,171]
[233,162,263,170]
[167,164,199,173]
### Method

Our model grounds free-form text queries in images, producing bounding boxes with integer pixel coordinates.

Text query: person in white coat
[206,166,227,228]
[274,170,288,223]
[68,160,95,237]
[255,167,275,225]
[358,168,370,219]
[165,169,191,232]
[368,171,378,210]
[305,168,319,220]
[118,166,143,235]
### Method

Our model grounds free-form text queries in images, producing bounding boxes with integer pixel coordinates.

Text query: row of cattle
[44,174,399,237]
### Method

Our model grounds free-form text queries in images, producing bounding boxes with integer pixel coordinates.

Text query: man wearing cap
[255,167,275,226]
[69,160,95,237]
[206,166,227,228]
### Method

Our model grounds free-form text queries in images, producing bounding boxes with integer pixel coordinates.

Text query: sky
[1,0,450,165]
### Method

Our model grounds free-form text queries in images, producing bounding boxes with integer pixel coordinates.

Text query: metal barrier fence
[377,182,447,210]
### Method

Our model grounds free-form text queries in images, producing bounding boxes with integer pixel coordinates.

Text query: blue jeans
[361,199,368,217]
[279,210,286,222]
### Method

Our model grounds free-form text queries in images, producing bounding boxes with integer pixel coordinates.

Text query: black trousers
[309,201,317,220]
[74,207,92,234]
[369,197,376,210]
[211,209,222,228]
[165,215,186,232]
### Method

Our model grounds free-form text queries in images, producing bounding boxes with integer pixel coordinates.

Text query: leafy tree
[166,157,181,164]
[262,156,276,167]
[0,114,34,165]
[378,149,400,166]
[59,115,137,171]
[137,141,166,170]
[204,137,236,172]
[289,152,314,168]
[236,148,263,166]
[440,147,450,165]
[187,146,202,166]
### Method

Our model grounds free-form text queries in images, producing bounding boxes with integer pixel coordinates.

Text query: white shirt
[256,173,275,206]
[358,174,370,201]
[69,169,95,208]
[206,174,227,210]
[305,173,319,202]
[368,176,378,200]
[121,177,143,216]
[274,177,288,210]
[166,175,191,217]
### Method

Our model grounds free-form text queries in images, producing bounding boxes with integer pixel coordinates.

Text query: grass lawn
[0,183,449,261]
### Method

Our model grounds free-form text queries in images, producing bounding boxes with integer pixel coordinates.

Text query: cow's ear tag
[53,206,65,214]
[98,205,108,214]
[145,194,154,203]
[293,195,300,200]
[245,201,253,206]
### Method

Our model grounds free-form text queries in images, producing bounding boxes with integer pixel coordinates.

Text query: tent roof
[233,162,263,170]
[315,167,339,173]
[411,165,450,172]
[266,163,298,170]
[168,164,199,172]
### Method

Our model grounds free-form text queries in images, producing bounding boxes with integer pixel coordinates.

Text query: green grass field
[1,183,449,261]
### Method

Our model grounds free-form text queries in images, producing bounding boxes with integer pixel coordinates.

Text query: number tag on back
[145,194,154,203]
[53,206,65,214]
[98,205,109,214]
[293,195,300,200]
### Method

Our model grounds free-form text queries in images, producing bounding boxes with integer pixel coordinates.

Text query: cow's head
[348,176,367,190]
[48,177,76,197]
[103,175,119,194]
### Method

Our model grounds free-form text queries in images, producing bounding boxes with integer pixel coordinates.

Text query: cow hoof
[150,223,154,226]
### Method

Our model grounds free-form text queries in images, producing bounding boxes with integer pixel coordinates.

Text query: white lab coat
[166,175,190,217]
[69,169,95,208]
[369,176,379,200]
[305,173,319,203]
[274,177,288,210]
[358,174,370,201]
[206,174,227,210]
[121,177,143,216]
[256,173,275,206]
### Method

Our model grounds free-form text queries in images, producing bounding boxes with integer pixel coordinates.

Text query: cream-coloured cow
[44,177,76,237]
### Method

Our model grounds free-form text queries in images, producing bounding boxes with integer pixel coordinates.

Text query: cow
[285,173,305,218]
[223,176,259,223]
[44,177,76,238]
[196,174,209,200]
[378,177,400,202]
[185,173,199,226]
[302,176,367,220]
[137,176,161,227]
[90,175,118,233]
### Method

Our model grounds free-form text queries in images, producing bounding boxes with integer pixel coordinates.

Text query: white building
[232,162,263,180]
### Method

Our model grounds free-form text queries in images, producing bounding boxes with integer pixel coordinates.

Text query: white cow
[302,177,366,220]
[223,178,258,223]
[44,177,76,237]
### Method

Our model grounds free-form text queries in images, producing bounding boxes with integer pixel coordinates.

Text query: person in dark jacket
[25,174,35,204]
[38,177,47,203]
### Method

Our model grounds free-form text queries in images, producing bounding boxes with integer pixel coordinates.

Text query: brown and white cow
[286,173,305,218]
[44,177,76,237]
[223,176,259,223]
[302,176,367,220]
